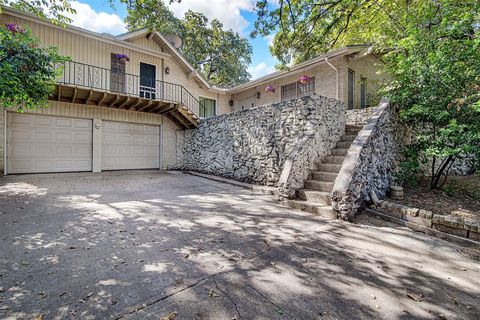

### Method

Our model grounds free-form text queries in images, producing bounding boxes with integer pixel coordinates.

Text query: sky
[67,0,277,80]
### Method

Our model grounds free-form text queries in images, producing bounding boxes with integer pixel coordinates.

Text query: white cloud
[67,1,127,35]
[248,62,275,80]
[265,34,275,46]
[168,0,252,34]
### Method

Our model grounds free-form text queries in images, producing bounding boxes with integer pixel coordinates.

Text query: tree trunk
[431,155,454,190]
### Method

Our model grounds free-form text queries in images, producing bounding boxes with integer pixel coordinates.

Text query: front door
[140,62,156,99]
[348,69,354,109]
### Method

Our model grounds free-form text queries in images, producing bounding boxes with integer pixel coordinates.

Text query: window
[348,69,355,109]
[360,79,367,108]
[140,62,156,99]
[111,53,126,93]
[281,77,315,102]
[281,82,297,102]
[199,97,216,118]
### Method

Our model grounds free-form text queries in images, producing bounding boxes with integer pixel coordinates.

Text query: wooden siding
[0,11,223,117]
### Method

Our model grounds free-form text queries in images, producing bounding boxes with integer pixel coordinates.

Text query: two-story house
[0,6,384,175]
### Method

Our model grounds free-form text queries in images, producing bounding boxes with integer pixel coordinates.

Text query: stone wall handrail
[331,98,397,220]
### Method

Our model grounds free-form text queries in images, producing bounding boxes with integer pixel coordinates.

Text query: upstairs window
[281,77,315,102]
[199,97,216,118]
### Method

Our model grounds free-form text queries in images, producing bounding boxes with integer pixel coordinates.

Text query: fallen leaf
[34,314,44,320]
[208,289,219,298]
[406,291,424,302]
[160,312,177,320]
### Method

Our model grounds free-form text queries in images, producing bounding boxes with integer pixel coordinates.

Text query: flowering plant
[299,74,312,84]
[265,85,275,93]
[1,25,66,110]
[5,24,25,34]
[115,53,130,62]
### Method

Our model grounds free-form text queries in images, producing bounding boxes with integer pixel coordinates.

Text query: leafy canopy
[121,0,252,87]
[0,24,67,110]
[386,1,479,188]
[253,0,480,189]
[0,0,76,25]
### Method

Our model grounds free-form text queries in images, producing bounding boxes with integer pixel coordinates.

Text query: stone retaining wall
[345,107,376,125]
[332,100,401,220]
[176,94,345,191]
[370,197,480,242]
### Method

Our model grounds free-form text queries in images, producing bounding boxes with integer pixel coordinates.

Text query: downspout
[325,57,339,100]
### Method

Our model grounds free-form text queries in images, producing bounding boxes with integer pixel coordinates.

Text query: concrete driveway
[0,171,479,320]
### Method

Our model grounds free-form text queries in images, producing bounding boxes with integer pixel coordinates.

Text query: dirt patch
[391,174,480,221]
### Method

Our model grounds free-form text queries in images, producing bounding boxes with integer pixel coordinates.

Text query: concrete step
[340,134,358,142]
[298,189,332,204]
[324,155,345,164]
[345,129,361,135]
[336,141,353,149]
[346,124,364,131]
[331,148,349,156]
[318,163,342,173]
[305,180,334,192]
[286,199,337,219]
[311,171,338,182]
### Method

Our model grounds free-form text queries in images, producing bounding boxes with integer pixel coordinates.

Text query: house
[224,46,384,112]
[0,6,226,175]
[0,6,383,176]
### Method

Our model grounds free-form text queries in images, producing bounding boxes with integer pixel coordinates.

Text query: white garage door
[7,113,93,174]
[102,121,159,170]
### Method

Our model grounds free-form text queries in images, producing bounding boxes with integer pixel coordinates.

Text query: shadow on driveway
[0,171,479,319]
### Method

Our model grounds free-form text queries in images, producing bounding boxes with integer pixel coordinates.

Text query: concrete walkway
[0,171,478,319]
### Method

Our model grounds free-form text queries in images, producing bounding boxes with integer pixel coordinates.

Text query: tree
[252,0,412,66]
[252,0,480,189]
[0,0,76,25]
[121,0,252,87]
[0,24,66,110]
[386,1,479,189]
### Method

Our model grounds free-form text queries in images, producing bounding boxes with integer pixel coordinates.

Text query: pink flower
[5,24,25,34]
[299,75,312,84]
[265,85,275,93]
[115,53,130,61]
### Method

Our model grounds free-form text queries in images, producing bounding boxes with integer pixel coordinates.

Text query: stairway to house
[286,124,364,218]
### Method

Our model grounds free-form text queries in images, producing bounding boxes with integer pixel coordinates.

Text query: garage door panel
[7,113,92,174]
[102,121,159,170]
[35,116,53,127]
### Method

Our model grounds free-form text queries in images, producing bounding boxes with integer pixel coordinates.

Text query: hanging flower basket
[115,53,130,62]
[299,74,312,84]
[265,85,276,94]
[5,23,25,34]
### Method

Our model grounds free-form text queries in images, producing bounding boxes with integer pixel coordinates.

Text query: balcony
[51,60,204,129]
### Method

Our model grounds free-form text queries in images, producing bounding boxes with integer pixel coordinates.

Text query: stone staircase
[286,124,363,218]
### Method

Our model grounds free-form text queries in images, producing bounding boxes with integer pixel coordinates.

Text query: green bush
[0,23,67,110]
